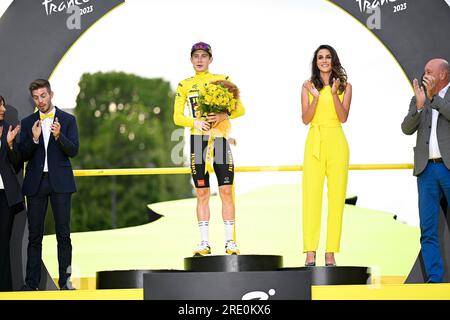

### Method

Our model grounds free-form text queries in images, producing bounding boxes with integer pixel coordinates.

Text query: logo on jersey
[188,95,200,117]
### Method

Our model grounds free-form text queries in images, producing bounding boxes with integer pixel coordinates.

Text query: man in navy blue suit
[19,79,79,290]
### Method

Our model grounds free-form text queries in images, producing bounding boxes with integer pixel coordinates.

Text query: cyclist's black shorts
[190,135,234,188]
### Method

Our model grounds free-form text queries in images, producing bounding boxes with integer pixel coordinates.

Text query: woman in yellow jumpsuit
[301,45,352,267]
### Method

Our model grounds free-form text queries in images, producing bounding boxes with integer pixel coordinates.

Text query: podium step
[282,266,371,285]
[184,254,283,272]
[96,260,370,292]
[96,269,184,289]
[144,269,312,300]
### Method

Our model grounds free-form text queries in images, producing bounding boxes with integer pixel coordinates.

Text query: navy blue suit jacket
[20,107,79,196]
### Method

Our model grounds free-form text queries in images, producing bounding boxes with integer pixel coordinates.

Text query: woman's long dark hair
[0,95,4,125]
[310,44,347,94]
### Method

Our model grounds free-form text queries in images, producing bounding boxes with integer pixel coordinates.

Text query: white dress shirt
[38,110,55,172]
[429,82,450,159]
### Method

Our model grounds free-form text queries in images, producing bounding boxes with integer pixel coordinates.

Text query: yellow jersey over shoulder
[173,71,245,135]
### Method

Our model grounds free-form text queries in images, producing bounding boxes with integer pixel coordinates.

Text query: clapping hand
[413,78,426,109]
[303,81,319,98]
[51,117,61,140]
[7,125,20,148]
[421,74,436,100]
[331,78,341,96]
[32,119,42,141]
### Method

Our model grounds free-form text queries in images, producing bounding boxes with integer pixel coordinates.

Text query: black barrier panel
[144,270,312,300]
[184,255,283,272]
[0,0,124,290]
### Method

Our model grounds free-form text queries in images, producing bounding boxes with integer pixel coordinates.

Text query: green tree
[63,72,191,232]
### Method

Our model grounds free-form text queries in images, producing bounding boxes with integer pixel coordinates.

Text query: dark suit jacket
[401,85,450,176]
[20,107,79,196]
[0,121,24,214]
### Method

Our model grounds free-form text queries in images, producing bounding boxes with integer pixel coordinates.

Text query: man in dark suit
[0,95,23,292]
[19,79,79,290]
[402,58,450,283]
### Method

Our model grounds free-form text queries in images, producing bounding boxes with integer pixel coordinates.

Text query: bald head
[440,59,450,76]
[425,58,449,91]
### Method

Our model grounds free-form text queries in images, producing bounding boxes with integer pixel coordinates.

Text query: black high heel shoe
[305,252,316,267]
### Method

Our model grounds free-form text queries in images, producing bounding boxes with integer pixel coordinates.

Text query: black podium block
[185,254,282,272]
[143,269,312,300]
[96,269,184,289]
[281,266,371,285]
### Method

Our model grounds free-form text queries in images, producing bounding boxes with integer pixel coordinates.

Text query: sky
[2,0,449,225]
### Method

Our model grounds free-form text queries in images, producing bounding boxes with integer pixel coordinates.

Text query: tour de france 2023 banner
[0,0,449,124]
[0,0,124,122]
[329,0,450,81]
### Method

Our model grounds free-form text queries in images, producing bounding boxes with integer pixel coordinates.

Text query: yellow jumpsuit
[302,86,349,253]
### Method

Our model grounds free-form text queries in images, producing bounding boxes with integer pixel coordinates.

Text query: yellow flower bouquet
[198,80,239,137]
[198,80,239,117]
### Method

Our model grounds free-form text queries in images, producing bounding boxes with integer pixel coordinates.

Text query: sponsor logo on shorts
[190,153,196,175]
[227,150,233,172]
[198,179,205,187]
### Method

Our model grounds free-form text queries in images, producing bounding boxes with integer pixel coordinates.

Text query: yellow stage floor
[1,283,449,300]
